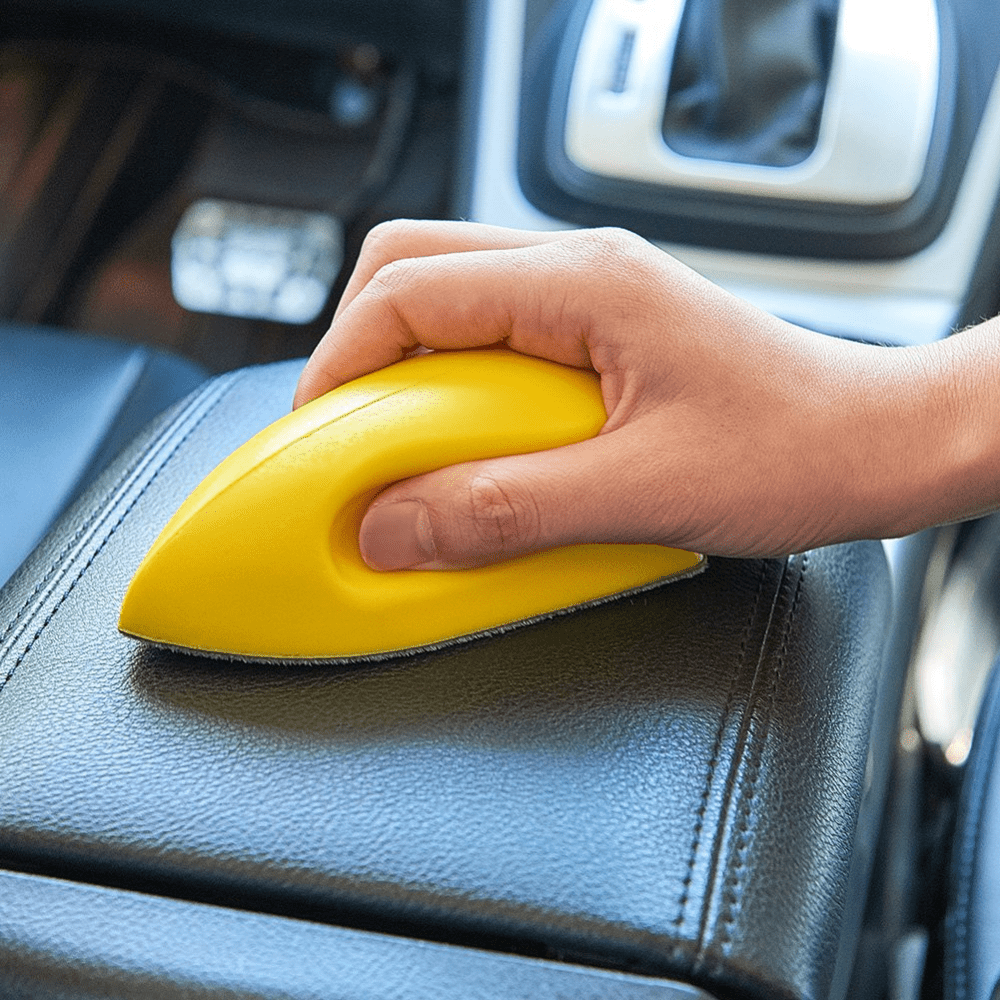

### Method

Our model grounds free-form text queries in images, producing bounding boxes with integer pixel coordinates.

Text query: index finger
[294,222,583,408]
[333,220,569,322]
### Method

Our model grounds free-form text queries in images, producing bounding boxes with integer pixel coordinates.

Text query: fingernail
[360,500,436,570]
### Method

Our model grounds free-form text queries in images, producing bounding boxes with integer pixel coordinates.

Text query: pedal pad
[171,199,343,324]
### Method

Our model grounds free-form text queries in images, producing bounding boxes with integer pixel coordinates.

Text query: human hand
[294,220,977,569]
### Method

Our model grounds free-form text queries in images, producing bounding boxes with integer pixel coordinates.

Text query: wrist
[924,322,1000,526]
[855,325,1000,538]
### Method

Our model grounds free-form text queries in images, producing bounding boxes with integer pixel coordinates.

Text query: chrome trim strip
[565,0,939,205]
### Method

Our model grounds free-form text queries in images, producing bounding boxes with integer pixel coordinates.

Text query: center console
[461,0,1000,345]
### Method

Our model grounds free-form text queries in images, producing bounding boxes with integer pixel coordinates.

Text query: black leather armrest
[0,360,893,1000]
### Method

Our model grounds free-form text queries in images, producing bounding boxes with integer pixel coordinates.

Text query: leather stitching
[0,378,224,663]
[949,791,977,1000]
[0,372,242,698]
[714,552,808,962]
[947,662,1000,1000]
[672,561,769,949]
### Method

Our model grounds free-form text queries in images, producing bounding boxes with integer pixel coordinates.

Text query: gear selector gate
[520,0,957,258]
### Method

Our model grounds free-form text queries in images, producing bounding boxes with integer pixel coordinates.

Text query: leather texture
[0,870,709,1000]
[0,360,893,1000]
[0,324,206,587]
[662,0,839,167]
[946,654,1000,1000]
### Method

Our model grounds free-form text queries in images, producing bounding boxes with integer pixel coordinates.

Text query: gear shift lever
[662,0,839,167]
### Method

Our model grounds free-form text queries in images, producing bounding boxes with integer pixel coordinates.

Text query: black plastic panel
[7,0,465,75]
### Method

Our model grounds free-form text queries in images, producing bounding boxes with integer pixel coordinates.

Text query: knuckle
[581,226,648,264]
[464,474,541,555]
[357,220,422,273]
[360,219,410,258]
[367,258,413,299]
[561,228,659,327]
[567,228,658,298]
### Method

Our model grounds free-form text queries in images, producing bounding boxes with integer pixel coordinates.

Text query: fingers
[295,221,572,407]
[333,219,569,321]
[293,222,661,408]
[357,426,690,570]
[289,219,879,563]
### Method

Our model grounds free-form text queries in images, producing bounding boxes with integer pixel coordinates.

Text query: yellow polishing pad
[119,350,704,661]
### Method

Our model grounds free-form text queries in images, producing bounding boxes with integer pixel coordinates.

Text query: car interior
[3,1,1000,998]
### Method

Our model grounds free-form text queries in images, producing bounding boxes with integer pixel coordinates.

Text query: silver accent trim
[564,0,940,206]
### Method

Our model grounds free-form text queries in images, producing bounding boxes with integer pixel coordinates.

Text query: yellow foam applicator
[119,350,704,661]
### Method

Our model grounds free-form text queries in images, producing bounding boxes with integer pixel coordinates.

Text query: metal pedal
[171,199,343,324]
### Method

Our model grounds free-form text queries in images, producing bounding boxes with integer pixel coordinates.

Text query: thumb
[357,433,669,570]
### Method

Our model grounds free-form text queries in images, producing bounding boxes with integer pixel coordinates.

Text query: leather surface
[0,360,893,1000]
[0,870,709,1000]
[946,655,1000,1000]
[0,324,206,586]
[663,0,839,167]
